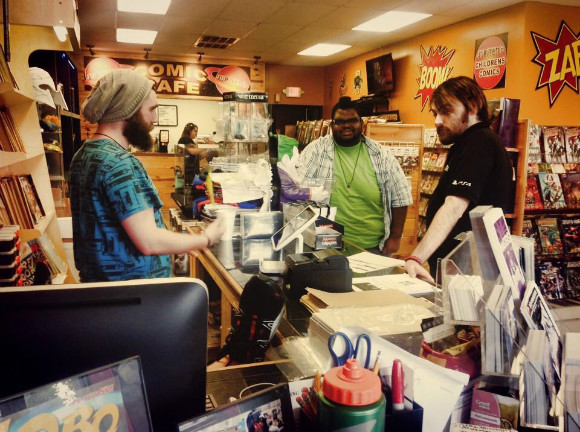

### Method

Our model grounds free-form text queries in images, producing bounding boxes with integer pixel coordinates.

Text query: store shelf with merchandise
[0,23,76,285]
[521,124,580,299]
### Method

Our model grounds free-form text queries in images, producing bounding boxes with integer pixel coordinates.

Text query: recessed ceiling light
[298,43,351,57]
[353,11,431,32]
[117,0,171,15]
[117,28,158,44]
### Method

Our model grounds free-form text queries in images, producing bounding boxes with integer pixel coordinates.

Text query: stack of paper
[565,333,580,431]
[484,284,518,375]
[352,273,438,297]
[523,330,549,425]
[448,274,483,321]
[347,251,404,276]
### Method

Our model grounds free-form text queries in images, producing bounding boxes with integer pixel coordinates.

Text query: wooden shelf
[0,147,45,169]
[525,208,580,215]
[0,84,35,106]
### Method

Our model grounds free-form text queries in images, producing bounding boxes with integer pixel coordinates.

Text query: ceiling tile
[116,12,164,30]
[167,0,231,20]
[205,19,258,38]
[227,38,277,52]
[160,16,212,32]
[246,23,302,43]
[317,6,391,30]
[219,0,287,22]
[265,3,337,26]
[290,0,349,6]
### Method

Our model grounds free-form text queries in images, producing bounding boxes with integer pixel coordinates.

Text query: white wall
[151,98,220,153]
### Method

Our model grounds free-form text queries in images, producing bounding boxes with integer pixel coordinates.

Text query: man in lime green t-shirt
[298,97,413,255]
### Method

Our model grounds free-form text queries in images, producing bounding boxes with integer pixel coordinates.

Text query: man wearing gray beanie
[69,69,224,282]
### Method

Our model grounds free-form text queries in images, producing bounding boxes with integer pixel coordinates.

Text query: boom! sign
[531,20,580,107]
[415,45,456,111]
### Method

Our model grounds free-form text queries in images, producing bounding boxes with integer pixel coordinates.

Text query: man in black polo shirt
[405,76,512,282]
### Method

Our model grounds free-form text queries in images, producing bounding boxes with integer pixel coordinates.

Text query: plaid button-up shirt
[298,134,413,250]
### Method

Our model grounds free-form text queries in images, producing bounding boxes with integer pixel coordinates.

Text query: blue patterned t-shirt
[69,138,171,282]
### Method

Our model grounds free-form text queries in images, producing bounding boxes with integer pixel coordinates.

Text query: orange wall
[266,64,325,106]
[323,2,580,127]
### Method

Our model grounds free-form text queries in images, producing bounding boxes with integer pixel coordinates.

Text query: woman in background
[179,122,198,145]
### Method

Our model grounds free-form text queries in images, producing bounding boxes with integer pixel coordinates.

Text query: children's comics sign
[415,45,456,111]
[531,20,580,107]
[474,33,508,89]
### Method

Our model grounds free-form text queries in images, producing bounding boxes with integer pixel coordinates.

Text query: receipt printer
[284,249,352,299]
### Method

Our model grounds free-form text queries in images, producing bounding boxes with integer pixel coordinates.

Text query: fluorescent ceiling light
[118,0,171,15]
[117,28,158,44]
[353,11,431,32]
[298,43,351,57]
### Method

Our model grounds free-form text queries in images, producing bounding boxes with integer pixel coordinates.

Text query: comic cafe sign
[531,20,580,107]
[415,45,456,111]
[84,57,252,98]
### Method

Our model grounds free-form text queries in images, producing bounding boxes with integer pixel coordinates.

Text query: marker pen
[392,359,404,411]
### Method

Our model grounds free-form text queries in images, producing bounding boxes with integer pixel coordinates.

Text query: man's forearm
[388,206,408,240]
[411,196,468,261]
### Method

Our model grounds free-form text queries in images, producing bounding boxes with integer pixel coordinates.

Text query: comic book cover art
[564,126,580,163]
[522,219,543,255]
[537,217,564,255]
[565,261,580,298]
[542,126,566,163]
[524,175,544,210]
[0,357,151,432]
[560,217,580,254]
[536,261,567,300]
[528,124,543,163]
[538,173,566,209]
[560,173,580,209]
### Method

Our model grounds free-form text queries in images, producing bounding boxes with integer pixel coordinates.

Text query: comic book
[564,126,580,163]
[528,124,543,163]
[536,217,564,255]
[536,260,567,300]
[429,152,439,170]
[522,218,543,255]
[565,261,580,298]
[542,126,566,163]
[524,175,544,210]
[418,196,429,217]
[560,172,580,209]
[538,173,566,209]
[422,151,432,170]
[435,152,447,171]
[560,217,580,254]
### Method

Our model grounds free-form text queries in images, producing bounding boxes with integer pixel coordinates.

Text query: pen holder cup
[384,401,423,432]
[420,340,480,380]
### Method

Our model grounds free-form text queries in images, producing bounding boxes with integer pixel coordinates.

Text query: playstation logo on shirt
[444,165,449,171]
[452,180,472,187]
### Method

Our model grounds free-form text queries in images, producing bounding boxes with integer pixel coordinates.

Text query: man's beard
[436,110,469,145]
[333,130,362,147]
[123,114,154,151]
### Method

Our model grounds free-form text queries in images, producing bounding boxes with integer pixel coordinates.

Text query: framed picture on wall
[155,105,178,126]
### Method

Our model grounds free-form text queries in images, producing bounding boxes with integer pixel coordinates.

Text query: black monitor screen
[366,53,395,96]
[0,278,208,432]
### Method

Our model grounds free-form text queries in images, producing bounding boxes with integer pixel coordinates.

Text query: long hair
[431,76,489,123]
[181,122,198,138]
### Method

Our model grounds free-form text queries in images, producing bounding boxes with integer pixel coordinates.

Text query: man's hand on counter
[404,259,435,284]
[203,218,226,247]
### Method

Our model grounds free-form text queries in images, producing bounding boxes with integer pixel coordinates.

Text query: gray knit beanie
[82,69,153,124]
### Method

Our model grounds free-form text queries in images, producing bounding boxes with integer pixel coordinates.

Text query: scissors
[328,332,372,369]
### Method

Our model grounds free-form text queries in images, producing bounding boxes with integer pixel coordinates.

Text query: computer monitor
[0,278,208,432]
